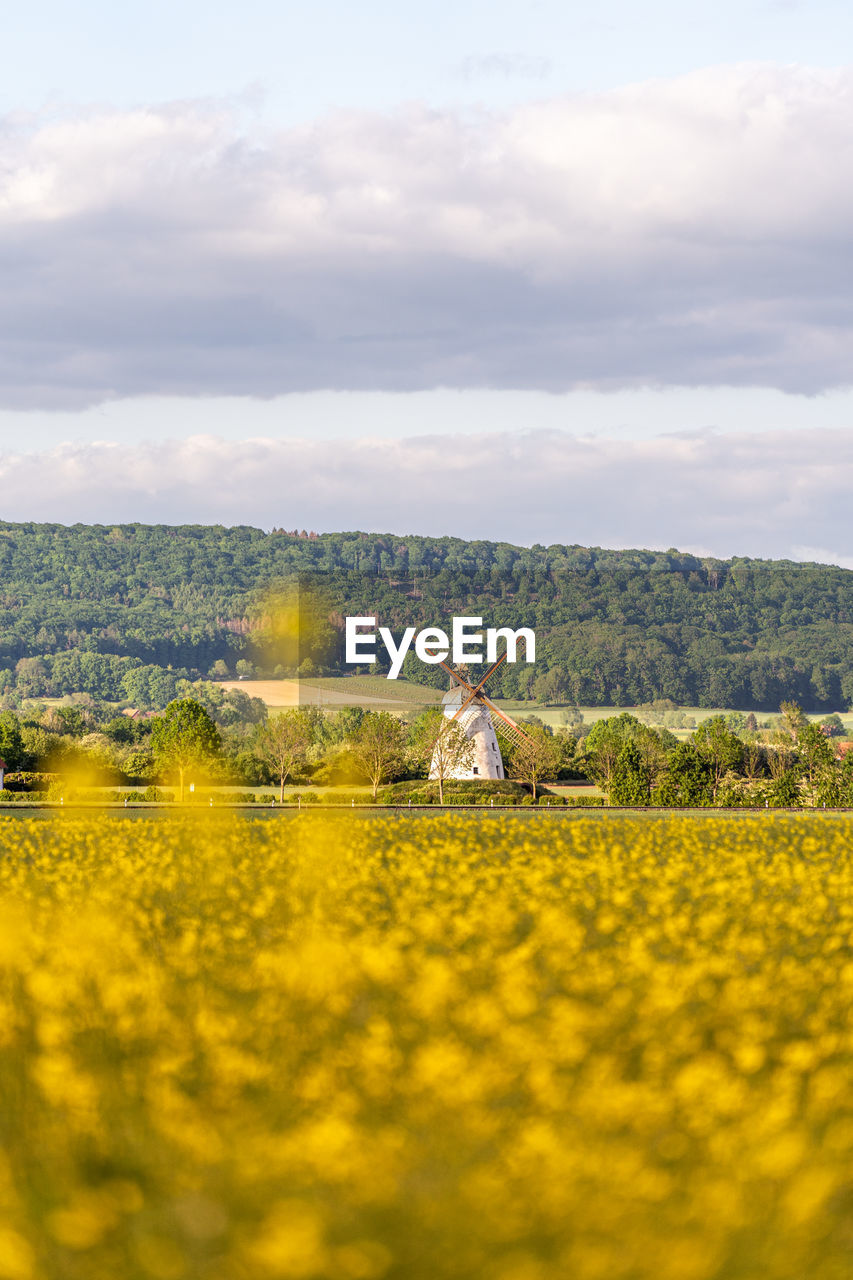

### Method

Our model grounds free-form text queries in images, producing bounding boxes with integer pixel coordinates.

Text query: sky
[3,1,853,559]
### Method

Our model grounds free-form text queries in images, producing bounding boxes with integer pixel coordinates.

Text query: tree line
[579,703,853,807]
[2,521,853,709]
[1,689,847,808]
[0,690,578,801]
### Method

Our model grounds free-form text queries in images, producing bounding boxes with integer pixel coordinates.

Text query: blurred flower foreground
[0,812,852,1280]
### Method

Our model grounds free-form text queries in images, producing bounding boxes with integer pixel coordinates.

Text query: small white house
[0,758,6,790]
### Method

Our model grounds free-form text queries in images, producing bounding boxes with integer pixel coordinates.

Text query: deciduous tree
[796,720,834,799]
[410,708,474,805]
[582,713,668,794]
[255,709,313,801]
[651,743,712,808]
[151,698,221,802]
[0,711,24,772]
[505,723,557,800]
[350,711,407,800]
[694,717,744,801]
[610,740,651,806]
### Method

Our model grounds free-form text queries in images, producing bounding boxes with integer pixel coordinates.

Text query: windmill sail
[428,655,532,783]
[480,696,532,752]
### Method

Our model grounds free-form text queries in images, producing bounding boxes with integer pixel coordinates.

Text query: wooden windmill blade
[434,654,528,744]
[439,654,507,724]
[440,662,472,690]
[480,694,533,748]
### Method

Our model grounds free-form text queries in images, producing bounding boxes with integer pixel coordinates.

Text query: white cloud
[0,425,847,560]
[3,65,853,407]
[454,54,554,82]
[789,546,853,570]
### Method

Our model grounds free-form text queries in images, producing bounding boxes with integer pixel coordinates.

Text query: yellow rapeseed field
[0,812,852,1280]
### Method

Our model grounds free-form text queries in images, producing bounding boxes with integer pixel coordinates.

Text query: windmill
[429,653,532,782]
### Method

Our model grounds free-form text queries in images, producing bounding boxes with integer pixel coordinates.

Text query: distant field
[223,681,758,722]
[495,702,853,733]
[25,678,853,736]
[304,675,443,704]
[501,704,739,730]
[223,676,442,710]
[221,679,853,728]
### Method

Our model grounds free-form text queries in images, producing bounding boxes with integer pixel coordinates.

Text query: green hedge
[375,780,598,806]
[2,772,60,792]
[379,779,530,804]
[141,785,173,803]
[0,781,606,808]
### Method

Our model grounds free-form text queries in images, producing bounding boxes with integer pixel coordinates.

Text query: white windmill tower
[429,654,532,782]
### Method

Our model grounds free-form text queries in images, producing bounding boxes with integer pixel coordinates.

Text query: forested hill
[1,521,852,711]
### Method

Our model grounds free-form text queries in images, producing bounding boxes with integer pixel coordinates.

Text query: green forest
[1,521,852,710]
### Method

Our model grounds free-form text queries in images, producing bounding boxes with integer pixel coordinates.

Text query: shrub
[197,791,265,805]
[3,772,59,792]
[378,779,530,805]
[142,785,173,803]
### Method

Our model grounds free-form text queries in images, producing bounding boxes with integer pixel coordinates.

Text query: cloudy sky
[3,1,853,559]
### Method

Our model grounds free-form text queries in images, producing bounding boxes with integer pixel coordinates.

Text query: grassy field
[222,675,442,710]
[221,678,853,737]
[0,811,852,1279]
[497,704,853,732]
